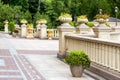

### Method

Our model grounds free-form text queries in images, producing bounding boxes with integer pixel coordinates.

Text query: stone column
[93,21,111,39]
[39,24,47,39]
[57,23,75,59]
[15,24,20,36]
[4,23,9,33]
[36,23,41,38]
[21,23,27,38]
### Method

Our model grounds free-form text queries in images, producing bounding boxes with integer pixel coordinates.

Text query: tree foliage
[1,0,120,28]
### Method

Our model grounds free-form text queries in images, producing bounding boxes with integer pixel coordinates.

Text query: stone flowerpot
[96,18,107,24]
[59,17,72,23]
[70,65,84,77]
[26,27,34,38]
[47,30,53,40]
[77,18,88,24]
[36,19,47,25]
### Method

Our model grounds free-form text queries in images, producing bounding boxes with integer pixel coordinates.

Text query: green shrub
[85,22,94,27]
[69,21,75,27]
[8,21,15,33]
[105,22,110,27]
[13,30,18,33]
[65,50,91,69]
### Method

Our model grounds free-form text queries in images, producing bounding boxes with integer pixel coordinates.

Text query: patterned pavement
[0,49,45,80]
[0,33,58,80]
[0,32,105,80]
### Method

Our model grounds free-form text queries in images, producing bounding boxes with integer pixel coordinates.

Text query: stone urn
[26,24,34,39]
[77,18,88,24]
[95,18,109,28]
[47,29,53,40]
[36,19,47,25]
[96,18,107,24]
[59,17,72,23]
[94,14,110,27]
[58,13,72,27]
[76,16,90,34]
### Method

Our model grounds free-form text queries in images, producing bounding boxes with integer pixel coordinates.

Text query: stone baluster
[39,23,47,39]
[36,23,41,38]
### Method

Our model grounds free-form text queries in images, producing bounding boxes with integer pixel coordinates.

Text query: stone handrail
[65,34,120,73]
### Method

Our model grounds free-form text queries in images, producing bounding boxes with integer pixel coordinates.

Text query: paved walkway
[0,33,105,80]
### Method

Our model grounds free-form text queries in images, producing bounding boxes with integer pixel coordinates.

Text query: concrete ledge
[57,53,66,59]
[88,63,120,80]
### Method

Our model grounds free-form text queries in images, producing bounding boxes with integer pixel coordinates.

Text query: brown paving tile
[0,78,23,80]
[15,55,46,80]
[17,50,58,55]
[14,55,32,80]
[21,55,45,79]
[0,72,20,75]
[0,49,11,56]
[0,57,18,70]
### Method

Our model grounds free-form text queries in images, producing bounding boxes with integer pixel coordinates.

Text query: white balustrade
[65,34,120,73]
[47,29,59,38]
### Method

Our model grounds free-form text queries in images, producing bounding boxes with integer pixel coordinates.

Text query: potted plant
[4,20,9,24]
[27,23,33,32]
[47,29,53,40]
[85,22,95,28]
[26,23,34,38]
[65,50,91,77]
[20,19,28,24]
[36,19,47,24]
[77,15,88,23]
[58,13,72,23]
[94,14,110,23]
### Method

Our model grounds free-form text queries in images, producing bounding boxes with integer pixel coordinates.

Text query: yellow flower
[94,14,110,19]
[36,19,47,24]
[58,13,72,20]
[20,19,27,23]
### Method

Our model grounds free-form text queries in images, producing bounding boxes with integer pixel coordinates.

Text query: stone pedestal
[36,24,41,38]
[39,24,47,39]
[93,23,111,39]
[21,24,27,38]
[76,23,91,34]
[4,23,8,33]
[57,23,75,59]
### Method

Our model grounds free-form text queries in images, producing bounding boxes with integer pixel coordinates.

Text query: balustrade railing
[65,35,120,73]
[47,29,59,38]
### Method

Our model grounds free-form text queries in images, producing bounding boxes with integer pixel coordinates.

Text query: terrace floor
[0,32,105,80]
